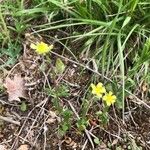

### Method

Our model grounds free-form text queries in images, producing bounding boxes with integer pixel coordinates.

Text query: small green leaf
[96,111,109,125]
[62,123,69,131]
[55,58,65,74]
[76,118,89,131]
[20,101,27,112]
[55,84,70,97]
[94,137,100,145]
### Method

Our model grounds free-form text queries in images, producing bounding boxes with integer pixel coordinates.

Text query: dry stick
[10,99,48,150]
[82,139,88,150]
[126,90,150,109]
[68,101,95,149]
[51,51,150,110]
[32,113,50,148]
[23,98,48,141]
[0,115,20,126]
[6,62,21,78]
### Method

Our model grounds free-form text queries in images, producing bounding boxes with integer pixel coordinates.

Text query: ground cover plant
[0,0,150,149]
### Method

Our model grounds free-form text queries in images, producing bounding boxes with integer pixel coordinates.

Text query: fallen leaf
[55,58,66,74]
[4,74,26,102]
[17,144,29,150]
[46,118,56,124]
[46,111,60,124]
[20,101,27,112]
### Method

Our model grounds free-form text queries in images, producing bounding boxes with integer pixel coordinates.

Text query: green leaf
[20,101,27,112]
[62,123,69,131]
[55,84,70,97]
[94,137,101,145]
[55,58,65,74]
[62,109,73,121]
[76,118,89,131]
[96,111,109,125]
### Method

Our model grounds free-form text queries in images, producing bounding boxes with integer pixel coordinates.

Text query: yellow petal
[112,95,116,101]
[102,95,107,101]
[97,82,103,88]
[91,84,96,91]
[91,84,96,95]
[97,93,102,98]
[36,42,50,54]
[102,87,106,93]
[91,83,95,88]
[108,91,113,96]
[106,101,111,106]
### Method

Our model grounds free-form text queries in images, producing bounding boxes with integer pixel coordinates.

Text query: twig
[81,139,88,150]
[0,115,20,126]
[10,98,48,150]
[6,62,21,78]
[68,101,95,149]
[125,90,150,109]
[23,98,48,142]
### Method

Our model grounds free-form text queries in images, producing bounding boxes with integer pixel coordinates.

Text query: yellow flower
[102,91,116,106]
[30,42,53,55]
[91,82,106,98]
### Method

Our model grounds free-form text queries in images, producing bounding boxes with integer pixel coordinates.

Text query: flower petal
[106,101,111,106]
[97,82,103,88]
[108,91,113,96]
[91,83,96,90]
[102,87,106,93]
[102,95,107,101]
[97,93,102,98]
[112,95,116,101]
[91,84,96,94]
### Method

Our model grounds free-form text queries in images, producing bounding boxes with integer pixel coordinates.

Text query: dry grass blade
[0,115,20,126]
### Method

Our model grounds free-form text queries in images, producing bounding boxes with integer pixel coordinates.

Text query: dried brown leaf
[46,118,56,124]
[4,74,26,102]
[64,137,77,149]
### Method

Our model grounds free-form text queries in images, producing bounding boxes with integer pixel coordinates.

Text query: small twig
[62,79,80,88]
[68,101,95,149]
[126,99,138,127]
[0,99,18,106]
[98,126,122,140]
[11,98,48,150]
[6,62,21,78]
[0,115,20,126]
[23,98,48,142]
[82,139,88,150]
[126,90,150,109]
